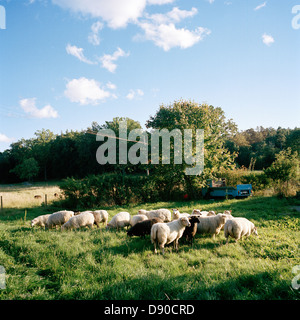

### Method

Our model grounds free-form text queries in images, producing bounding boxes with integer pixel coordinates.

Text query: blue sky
[0,0,299,151]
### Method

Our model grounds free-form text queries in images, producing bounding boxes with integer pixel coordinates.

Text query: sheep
[92,210,109,228]
[192,209,216,216]
[172,209,190,220]
[130,214,148,227]
[61,211,94,231]
[151,217,191,255]
[138,208,171,222]
[182,215,201,246]
[107,211,131,230]
[224,218,258,244]
[45,210,74,229]
[127,217,163,238]
[34,195,42,199]
[31,214,51,228]
[197,213,228,239]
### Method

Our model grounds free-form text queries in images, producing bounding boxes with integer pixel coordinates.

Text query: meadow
[0,182,299,300]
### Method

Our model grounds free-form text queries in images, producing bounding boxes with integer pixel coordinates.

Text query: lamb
[107,211,131,230]
[92,210,109,228]
[130,214,148,227]
[31,214,51,228]
[45,210,74,229]
[172,209,190,220]
[197,213,228,238]
[61,211,94,231]
[151,217,191,255]
[224,217,258,244]
[182,215,201,246]
[138,208,171,222]
[127,217,163,238]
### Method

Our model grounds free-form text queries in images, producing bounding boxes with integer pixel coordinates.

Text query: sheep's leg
[153,241,157,254]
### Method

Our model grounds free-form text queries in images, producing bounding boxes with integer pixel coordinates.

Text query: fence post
[0,196,2,211]
[45,194,47,207]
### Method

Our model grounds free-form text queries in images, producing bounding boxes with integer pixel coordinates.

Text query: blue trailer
[202,178,252,199]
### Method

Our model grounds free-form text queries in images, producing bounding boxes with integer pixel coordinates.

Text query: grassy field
[0,183,299,300]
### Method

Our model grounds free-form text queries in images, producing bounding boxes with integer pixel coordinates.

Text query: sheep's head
[252,227,258,236]
[208,211,216,216]
[30,219,36,227]
[180,217,191,227]
[192,209,201,215]
[189,216,200,224]
[218,214,228,224]
[224,210,232,215]
[172,209,180,219]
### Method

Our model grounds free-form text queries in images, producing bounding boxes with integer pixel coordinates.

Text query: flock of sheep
[31,207,258,255]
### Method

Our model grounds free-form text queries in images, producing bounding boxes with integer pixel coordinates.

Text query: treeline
[0,101,299,186]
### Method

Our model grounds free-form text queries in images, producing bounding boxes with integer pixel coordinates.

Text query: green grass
[0,194,299,300]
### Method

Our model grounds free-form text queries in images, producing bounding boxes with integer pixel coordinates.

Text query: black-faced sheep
[127,217,163,238]
[182,215,201,246]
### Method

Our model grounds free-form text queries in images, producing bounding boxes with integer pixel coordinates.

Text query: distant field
[0,181,62,209]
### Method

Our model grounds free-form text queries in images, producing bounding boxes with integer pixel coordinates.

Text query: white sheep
[45,210,74,229]
[107,211,131,230]
[92,210,109,228]
[130,214,148,227]
[197,213,228,238]
[138,208,171,222]
[224,217,258,244]
[61,211,95,231]
[172,209,190,220]
[151,217,191,255]
[31,214,51,228]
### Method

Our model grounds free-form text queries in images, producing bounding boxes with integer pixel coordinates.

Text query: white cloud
[99,47,129,73]
[126,89,144,100]
[137,22,211,51]
[64,77,114,105]
[254,2,267,11]
[148,7,198,24]
[0,133,14,143]
[88,21,103,45]
[19,98,58,119]
[207,0,215,4]
[52,0,147,29]
[262,33,274,46]
[66,44,95,64]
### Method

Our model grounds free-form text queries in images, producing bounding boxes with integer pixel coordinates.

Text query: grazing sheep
[45,210,74,229]
[127,217,163,238]
[151,217,191,255]
[182,215,201,246]
[31,214,51,228]
[197,213,228,238]
[138,208,171,222]
[34,195,42,199]
[172,209,190,220]
[92,210,109,228]
[130,214,148,227]
[192,209,215,216]
[224,218,258,244]
[61,211,94,231]
[107,211,131,230]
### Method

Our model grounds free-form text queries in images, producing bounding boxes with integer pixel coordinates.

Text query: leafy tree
[10,157,39,181]
[264,148,299,196]
[146,100,238,196]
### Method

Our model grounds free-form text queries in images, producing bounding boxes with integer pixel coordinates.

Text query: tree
[146,100,238,196]
[264,148,299,196]
[10,157,39,182]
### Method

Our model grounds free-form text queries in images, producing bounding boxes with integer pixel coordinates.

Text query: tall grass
[0,194,299,300]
